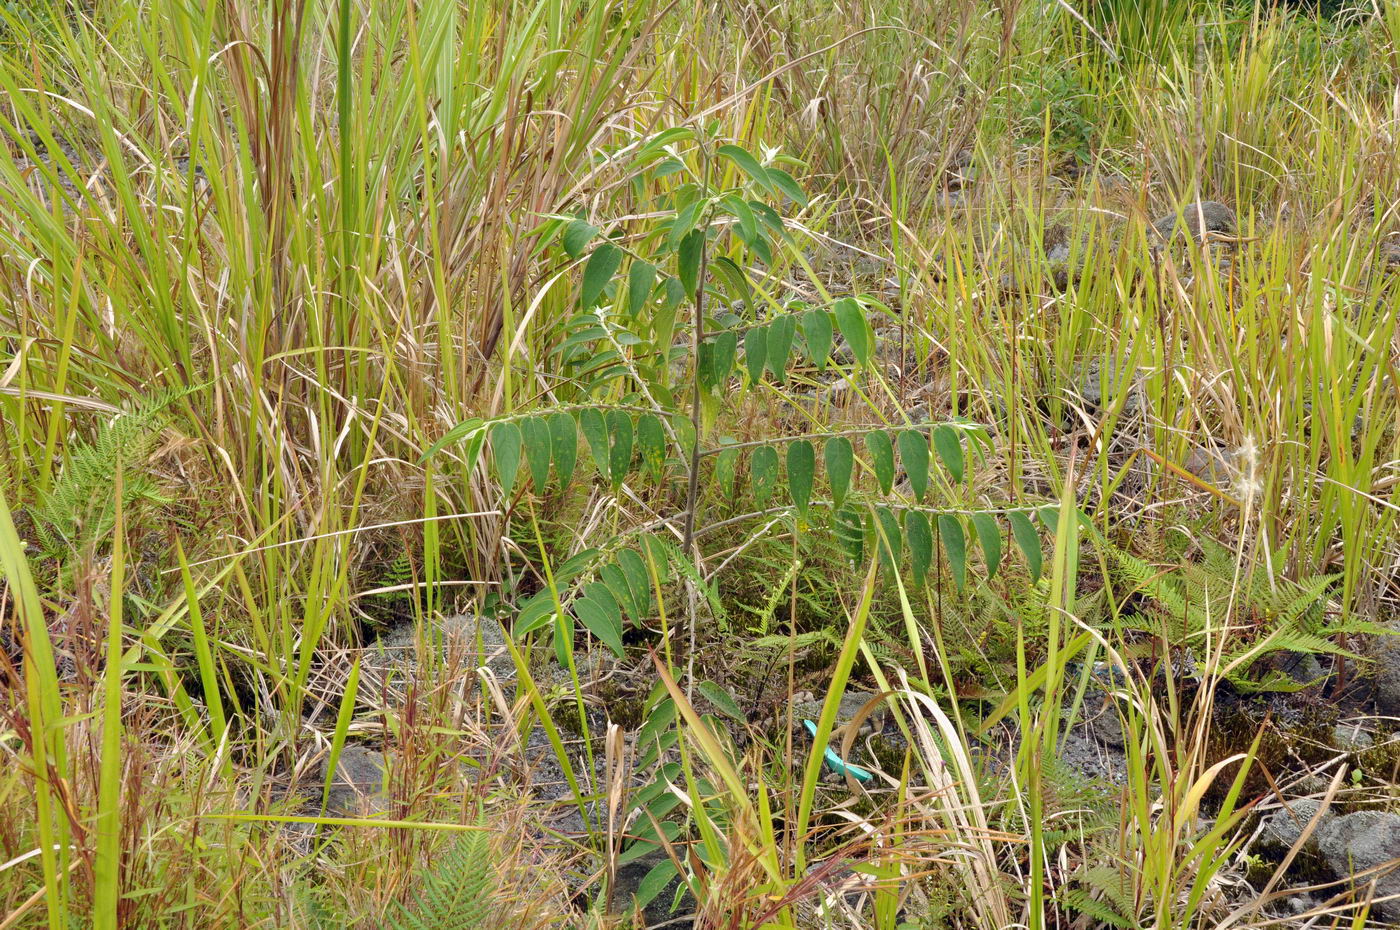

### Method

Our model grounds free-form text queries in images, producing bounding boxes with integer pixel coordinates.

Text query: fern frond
[389,829,496,930]
[1058,887,1136,929]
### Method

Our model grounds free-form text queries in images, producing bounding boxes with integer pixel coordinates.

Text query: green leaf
[905,510,933,588]
[599,562,635,620]
[575,594,625,658]
[938,515,967,591]
[1010,511,1043,583]
[607,410,634,489]
[678,229,704,297]
[833,298,870,368]
[971,512,1003,579]
[634,127,695,165]
[721,193,757,244]
[578,408,611,484]
[766,313,796,383]
[489,421,522,495]
[634,859,680,911]
[787,439,815,518]
[520,416,553,491]
[628,260,657,316]
[751,445,779,506]
[933,425,965,483]
[698,680,745,721]
[636,414,667,479]
[617,547,653,620]
[716,446,740,498]
[711,256,751,303]
[547,412,577,489]
[699,331,737,391]
[716,143,774,194]
[803,309,833,371]
[834,505,864,565]
[619,821,682,865]
[563,218,600,258]
[898,429,930,501]
[744,324,768,385]
[420,416,483,463]
[873,507,902,574]
[582,243,622,309]
[767,167,808,207]
[515,590,559,636]
[865,430,895,495]
[825,436,853,509]
[668,199,703,249]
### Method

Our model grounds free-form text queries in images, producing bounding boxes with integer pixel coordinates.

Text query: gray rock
[1316,810,1400,919]
[1261,799,1332,851]
[1363,622,1400,717]
[1333,721,1375,753]
[1083,691,1125,749]
[1379,237,1400,273]
[311,745,387,815]
[369,613,514,685]
[1183,444,1238,484]
[1070,358,1144,417]
[1150,200,1237,245]
[793,690,886,737]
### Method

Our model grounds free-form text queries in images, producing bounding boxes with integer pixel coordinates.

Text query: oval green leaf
[766,313,796,383]
[865,430,895,495]
[898,429,930,501]
[578,408,610,484]
[824,436,853,510]
[547,411,577,489]
[575,594,625,658]
[520,416,553,492]
[905,510,933,589]
[716,446,739,498]
[678,229,704,297]
[938,514,967,592]
[582,243,622,309]
[606,410,634,489]
[786,439,815,518]
[971,511,1002,580]
[933,425,965,483]
[744,324,768,385]
[751,445,779,506]
[627,260,657,317]
[489,421,522,495]
[636,414,667,480]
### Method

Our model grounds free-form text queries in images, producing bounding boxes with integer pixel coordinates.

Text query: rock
[369,613,514,686]
[793,690,886,737]
[1070,358,1143,417]
[312,745,387,816]
[1317,810,1400,919]
[1379,237,1399,273]
[1261,799,1332,851]
[1150,200,1237,245]
[1184,444,1238,485]
[1333,721,1374,753]
[1274,650,1326,689]
[1083,692,1125,749]
[1362,622,1400,717]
